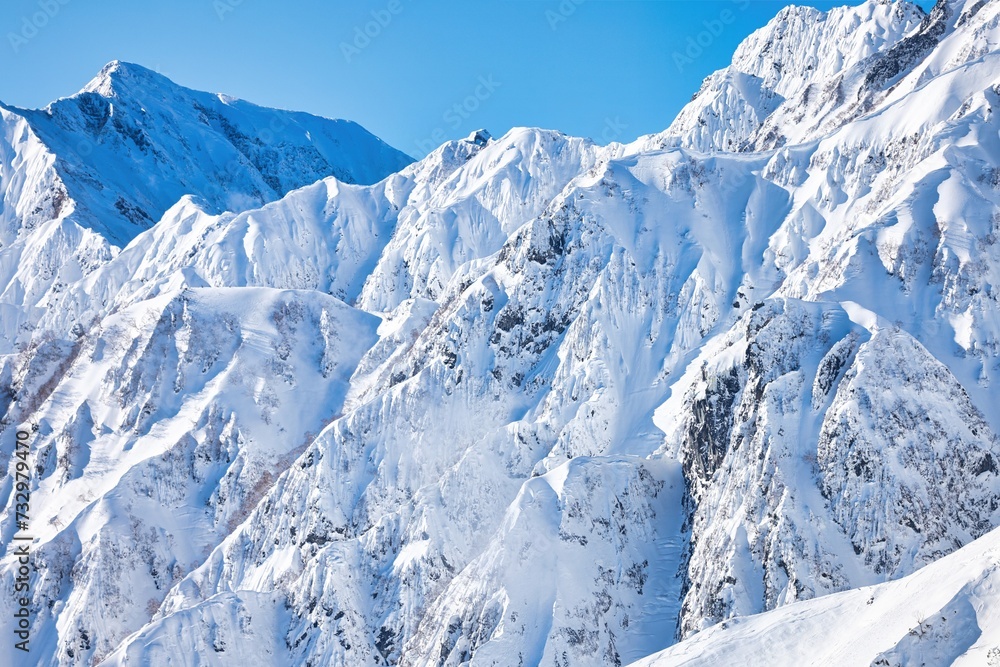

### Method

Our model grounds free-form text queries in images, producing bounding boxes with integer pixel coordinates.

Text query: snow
[25,60,412,247]
[0,61,411,360]
[629,524,1000,667]
[631,0,927,153]
[1,1,1000,665]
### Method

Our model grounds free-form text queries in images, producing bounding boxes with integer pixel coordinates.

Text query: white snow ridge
[2,0,1000,663]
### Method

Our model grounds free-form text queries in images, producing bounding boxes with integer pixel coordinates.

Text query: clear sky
[0,0,934,158]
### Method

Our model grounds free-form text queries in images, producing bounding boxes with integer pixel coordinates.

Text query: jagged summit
[3,1,1000,665]
[632,0,1000,157]
[631,0,928,153]
[79,60,175,98]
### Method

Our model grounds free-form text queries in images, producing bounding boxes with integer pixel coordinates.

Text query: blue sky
[0,0,933,158]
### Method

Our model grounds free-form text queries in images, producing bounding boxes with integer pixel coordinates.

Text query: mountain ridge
[2,1,1000,665]
[1,59,413,246]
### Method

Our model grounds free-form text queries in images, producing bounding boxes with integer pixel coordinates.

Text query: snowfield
[2,0,1000,665]
[628,522,1000,667]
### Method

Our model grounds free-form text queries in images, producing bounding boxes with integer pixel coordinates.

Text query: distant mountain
[0,61,411,354]
[2,0,1000,665]
[1,60,412,246]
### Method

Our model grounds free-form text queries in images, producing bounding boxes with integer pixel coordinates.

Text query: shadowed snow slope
[0,61,411,355]
[2,1,1000,665]
[2,60,412,247]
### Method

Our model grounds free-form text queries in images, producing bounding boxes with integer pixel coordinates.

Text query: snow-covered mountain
[2,0,1000,664]
[1,60,412,246]
[637,0,927,152]
[0,61,411,356]
[629,521,1000,666]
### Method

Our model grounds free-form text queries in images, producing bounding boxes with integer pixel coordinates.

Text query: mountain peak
[81,60,175,98]
[632,0,926,153]
[7,60,412,246]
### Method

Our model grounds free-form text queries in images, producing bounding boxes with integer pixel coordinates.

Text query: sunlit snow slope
[629,523,1000,667]
[1,0,1000,665]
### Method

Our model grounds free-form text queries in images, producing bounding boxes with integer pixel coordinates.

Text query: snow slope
[0,287,379,665]
[629,523,1000,667]
[2,0,1000,665]
[0,61,411,355]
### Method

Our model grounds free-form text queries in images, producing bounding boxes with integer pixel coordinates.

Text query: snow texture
[2,0,1000,664]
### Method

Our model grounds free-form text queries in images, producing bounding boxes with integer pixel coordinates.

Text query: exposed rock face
[634,0,928,153]
[2,1,1000,664]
